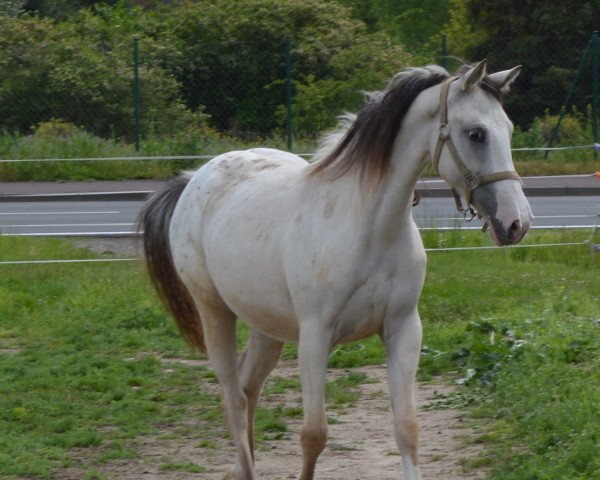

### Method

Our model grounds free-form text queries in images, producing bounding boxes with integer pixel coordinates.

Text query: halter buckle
[464,173,479,190]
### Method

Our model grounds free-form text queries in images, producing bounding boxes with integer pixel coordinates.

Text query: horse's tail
[138,173,206,352]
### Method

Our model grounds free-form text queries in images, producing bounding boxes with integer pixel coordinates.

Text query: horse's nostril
[509,219,521,234]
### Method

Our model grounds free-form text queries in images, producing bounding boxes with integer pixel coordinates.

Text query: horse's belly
[227,298,300,342]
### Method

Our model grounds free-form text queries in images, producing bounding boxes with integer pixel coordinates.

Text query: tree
[0,0,26,16]
[449,0,600,127]
[162,0,410,135]
[0,0,412,139]
[335,0,451,58]
[0,8,205,139]
[22,0,120,21]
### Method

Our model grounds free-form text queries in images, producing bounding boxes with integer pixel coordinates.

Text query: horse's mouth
[486,217,527,247]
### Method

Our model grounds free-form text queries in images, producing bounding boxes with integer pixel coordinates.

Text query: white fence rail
[1,142,600,164]
[1,237,598,266]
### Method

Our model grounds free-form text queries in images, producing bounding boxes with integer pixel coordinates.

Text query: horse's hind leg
[196,299,257,479]
[238,328,284,457]
[381,309,423,480]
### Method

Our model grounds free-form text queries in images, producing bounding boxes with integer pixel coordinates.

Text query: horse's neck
[367,143,429,237]
[303,98,433,242]
[305,135,429,244]
[338,110,426,230]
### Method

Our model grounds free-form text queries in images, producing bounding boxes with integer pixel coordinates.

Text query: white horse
[140,60,533,480]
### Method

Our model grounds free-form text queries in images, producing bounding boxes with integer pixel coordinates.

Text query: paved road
[0,201,144,236]
[1,175,598,236]
[1,196,598,236]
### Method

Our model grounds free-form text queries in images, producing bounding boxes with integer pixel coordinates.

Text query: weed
[197,439,219,449]
[255,406,288,440]
[328,442,359,451]
[159,460,207,473]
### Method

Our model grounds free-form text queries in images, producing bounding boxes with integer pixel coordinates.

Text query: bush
[157,0,411,136]
[0,9,207,140]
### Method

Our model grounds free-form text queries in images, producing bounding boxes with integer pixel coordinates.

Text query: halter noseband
[431,76,521,220]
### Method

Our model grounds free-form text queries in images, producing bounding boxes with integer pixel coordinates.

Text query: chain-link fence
[444,35,595,125]
[1,32,599,154]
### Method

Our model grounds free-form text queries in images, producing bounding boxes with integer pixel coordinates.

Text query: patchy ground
[62,238,487,479]
[71,237,142,257]
[55,360,486,480]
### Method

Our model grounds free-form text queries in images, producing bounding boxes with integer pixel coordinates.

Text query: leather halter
[431,76,521,219]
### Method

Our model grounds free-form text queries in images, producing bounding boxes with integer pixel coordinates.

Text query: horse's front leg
[298,324,332,480]
[381,308,423,480]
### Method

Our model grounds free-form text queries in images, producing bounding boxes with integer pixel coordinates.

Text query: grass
[158,460,207,473]
[1,229,599,478]
[0,125,319,182]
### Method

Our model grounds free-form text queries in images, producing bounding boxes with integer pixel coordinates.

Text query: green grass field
[0,230,599,479]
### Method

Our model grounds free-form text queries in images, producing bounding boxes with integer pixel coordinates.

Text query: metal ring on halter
[464,208,476,222]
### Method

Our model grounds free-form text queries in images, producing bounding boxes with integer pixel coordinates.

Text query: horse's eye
[468,129,486,143]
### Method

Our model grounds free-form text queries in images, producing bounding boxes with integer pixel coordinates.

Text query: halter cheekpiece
[431,76,521,220]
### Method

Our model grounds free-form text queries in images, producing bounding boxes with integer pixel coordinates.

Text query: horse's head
[431,60,533,246]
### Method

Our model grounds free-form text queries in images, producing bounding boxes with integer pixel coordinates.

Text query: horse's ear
[461,59,487,91]
[488,65,522,93]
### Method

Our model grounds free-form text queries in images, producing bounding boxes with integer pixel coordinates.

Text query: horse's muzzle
[488,216,530,246]
[472,182,533,246]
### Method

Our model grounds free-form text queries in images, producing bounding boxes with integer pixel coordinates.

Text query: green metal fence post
[545,34,594,158]
[133,36,141,152]
[286,37,293,151]
[441,33,447,70]
[592,32,599,160]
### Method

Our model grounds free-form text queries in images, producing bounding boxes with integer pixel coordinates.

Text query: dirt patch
[0,348,22,355]
[71,237,141,257]
[59,360,486,480]
[251,363,486,480]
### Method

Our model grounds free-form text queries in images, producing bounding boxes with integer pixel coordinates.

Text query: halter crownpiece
[432,76,521,219]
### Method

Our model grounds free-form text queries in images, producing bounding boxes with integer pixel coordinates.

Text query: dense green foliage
[337,0,451,60]
[1,0,599,179]
[164,0,410,134]
[1,231,598,478]
[447,0,600,128]
[0,4,210,141]
[0,0,409,140]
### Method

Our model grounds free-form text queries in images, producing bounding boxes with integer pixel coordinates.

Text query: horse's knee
[301,422,328,457]
[221,389,249,430]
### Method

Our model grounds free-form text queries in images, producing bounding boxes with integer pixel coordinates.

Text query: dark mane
[309,64,503,185]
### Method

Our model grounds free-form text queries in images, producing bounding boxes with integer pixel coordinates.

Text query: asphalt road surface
[1,196,598,237]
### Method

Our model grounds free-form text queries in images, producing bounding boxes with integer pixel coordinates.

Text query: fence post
[546,34,595,158]
[133,36,141,153]
[592,32,599,160]
[441,33,447,70]
[286,37,293,151]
